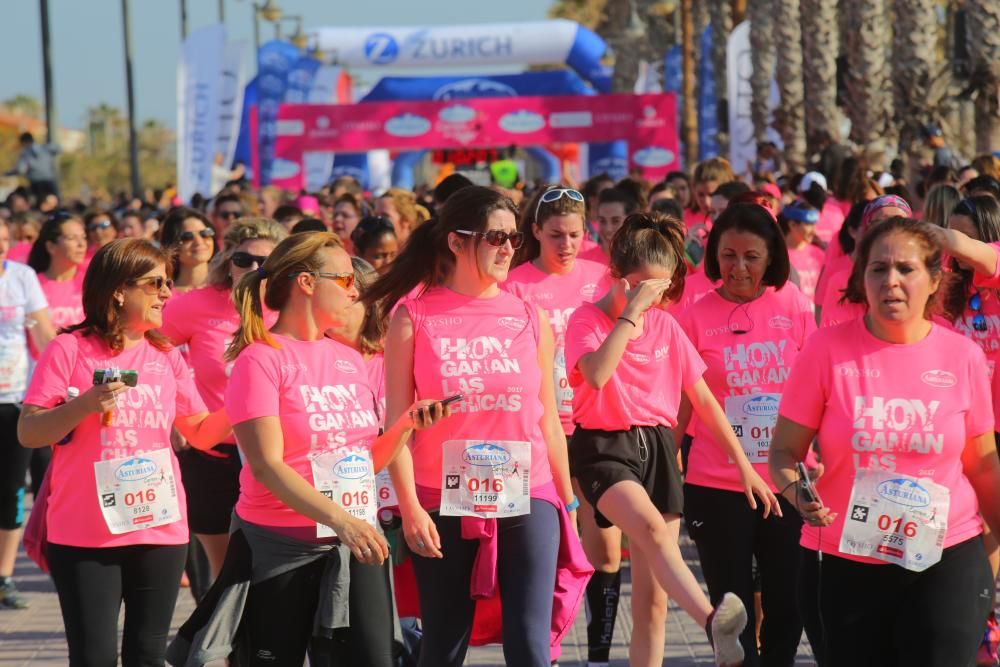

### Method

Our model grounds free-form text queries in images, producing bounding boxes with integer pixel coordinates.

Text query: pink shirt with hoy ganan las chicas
[779,319,993,563]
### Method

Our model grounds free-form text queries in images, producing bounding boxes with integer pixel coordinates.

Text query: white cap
[877,172,895,189]
[799,171,828,193]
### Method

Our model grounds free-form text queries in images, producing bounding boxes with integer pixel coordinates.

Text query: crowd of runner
[3,141,1000,667]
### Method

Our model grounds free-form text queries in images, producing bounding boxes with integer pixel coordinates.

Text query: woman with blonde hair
[922,184,961,228]
[159,217,287,576]
[376,188,430,246]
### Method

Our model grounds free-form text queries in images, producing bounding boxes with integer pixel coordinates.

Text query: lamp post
[252,0,282,53]
[218,0,225,22]
[275,15,308,50]
[121,0,141,196]
[39,0,57,144]
[180,0,188,39]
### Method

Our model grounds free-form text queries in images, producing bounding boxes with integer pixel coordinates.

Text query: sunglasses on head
[954,198,976,217]
[179,228,215,242]
[128,276,174,293]
[218,210,243,220]
[87,220,112,232]
[534,187,584,221]
[969,291,988,332]
[231,251,268,269]
[454,229,525,249]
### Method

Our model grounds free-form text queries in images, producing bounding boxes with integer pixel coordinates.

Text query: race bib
[725,393,780,464]
[93,449,182,534]
[554,347,573,416]
[441,440,531,518]
[839,469,949,572]
[311,448,377,538]
[0,342,28,396]
[376,469,398,509]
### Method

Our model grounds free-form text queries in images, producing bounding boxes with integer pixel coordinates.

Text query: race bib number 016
[311,448,377,539]
[441,440,531,519]
[725,393,780,464]
[93,449,181,534]
[839,469,949,572]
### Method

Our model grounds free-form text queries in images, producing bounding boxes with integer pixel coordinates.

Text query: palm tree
[892,0,951,180]
[2,95,43,118]
[748,0,776,144]
[843,0,895,155]
[773,0,806,172]
[800,0,840,159]
[966,0,1000,154]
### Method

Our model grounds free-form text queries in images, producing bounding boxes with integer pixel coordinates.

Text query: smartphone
[440,394,464,407]
[93,369,139,387]
[796,462,822,505]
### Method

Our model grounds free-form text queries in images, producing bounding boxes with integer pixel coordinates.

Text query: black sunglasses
[128,276,174,292]
[217,210,243,220]
[179,228,215,242]
[454,229,525,249]
[231,251,267,268]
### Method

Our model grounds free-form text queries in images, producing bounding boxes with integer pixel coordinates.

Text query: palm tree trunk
[844,0,895,154]
[967,0,1000,154]
[773,0,806,172]
[800,0,840,159]
[681,0,698,165]
[748,0,776,144]
[709,3,733,154]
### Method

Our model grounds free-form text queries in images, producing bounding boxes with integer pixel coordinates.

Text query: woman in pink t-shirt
[158,207,217,293]
[367,186,579,666]
[160,217,287,578]
[221,232,449,666]
[580,186,640,265]
[779,201,825,303]
[677,203,817,664]
[505,187,617,665]
[26,214,86,353]
[17,239,231,666]
[770,218,1000,666]
[566,212,778,667]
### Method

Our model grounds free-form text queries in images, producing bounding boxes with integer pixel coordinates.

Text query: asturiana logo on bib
[335,359,358,374]
[462,443,512,467]
[921,370,956,388]
[497,316,526,331]
[743,394,780,416]
[768,315,793,330]
[333,454,370,480]
[115,457,158,482]
[876,478,931,508]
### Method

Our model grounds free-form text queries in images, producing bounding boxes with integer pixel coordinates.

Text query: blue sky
[1,0,551,130]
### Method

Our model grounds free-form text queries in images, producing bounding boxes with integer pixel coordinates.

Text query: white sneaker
[710,592,747,667]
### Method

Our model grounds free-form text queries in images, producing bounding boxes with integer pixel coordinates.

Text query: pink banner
[270,93,679,190]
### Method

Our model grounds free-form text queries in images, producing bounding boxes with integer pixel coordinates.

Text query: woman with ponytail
[366,186,586,667]
[171,232,453,667]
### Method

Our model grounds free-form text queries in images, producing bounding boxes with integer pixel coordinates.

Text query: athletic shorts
[178,444,241,535]
[569,424,684,529]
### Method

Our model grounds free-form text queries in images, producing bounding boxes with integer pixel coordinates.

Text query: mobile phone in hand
[796,462,823,505]
[440,394,464,407]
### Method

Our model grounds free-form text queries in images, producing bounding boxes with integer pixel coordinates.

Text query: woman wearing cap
[158,207,217,293]
[505,186,614,666]
[367,186,583,667]
[799,172,844,248]
[159,218,287,577]
[780,201,825,303]
[676,203,816,665]
[17,239,230,665]
[769,217,1000,666]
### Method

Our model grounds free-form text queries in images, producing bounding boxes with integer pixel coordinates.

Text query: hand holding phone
[93,368,139,426]
[796,462,822,505]
[440,394,464,407]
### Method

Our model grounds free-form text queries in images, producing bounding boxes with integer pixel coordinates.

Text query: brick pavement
[0,531,816,666]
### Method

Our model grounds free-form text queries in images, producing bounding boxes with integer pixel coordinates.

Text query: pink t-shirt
[951,289,1000,379]
[406,288,552,493]
[226,335,379,528]
[30,272,84,359]
[6,242,31,265]
[788,244,825,303]
[973,242,1000,289]
[819,267,865,328]
[814,252,852,308]
[678,286,816,492]
[670,267,719,315]
[579,244,609,265]
[579,237,599,254]
[780,319,993,562]
[366,352,386,427]
[24,332,206,548]
[830,197,852,217]
[815,201,845,245]
[503,258,608,434]
[566,303,706,431]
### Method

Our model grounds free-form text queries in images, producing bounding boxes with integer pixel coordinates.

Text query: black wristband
[617,316,637,328]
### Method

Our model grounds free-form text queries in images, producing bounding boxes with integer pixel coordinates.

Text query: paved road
[0,531,816,666]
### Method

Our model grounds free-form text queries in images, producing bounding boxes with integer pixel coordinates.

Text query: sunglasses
[534,187,584,222]
[954,198,976,217]
[454,229,525,249]
[291,271,357,290]
[179,228,215,242]
[231,251,268,268]
[217,210,243,220]
[128,276,174,293]
[969,292,988,332]
[87,220,113,232]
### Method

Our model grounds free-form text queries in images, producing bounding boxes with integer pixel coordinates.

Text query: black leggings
[0,403,50,530]
[47,542,187,667]
[684,483,804,667]
[242,553,395,667]
[410,499,560,667]
[801,536,993,667]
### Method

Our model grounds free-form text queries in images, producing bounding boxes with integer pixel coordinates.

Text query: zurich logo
[333,454,370,480]
[116,457,158,482]
[876,478,931,508]
[364,33,399,65]
[462,443,512,467]
[743,395,779,417]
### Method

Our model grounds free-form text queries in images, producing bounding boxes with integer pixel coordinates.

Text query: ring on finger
[416,540,426,549]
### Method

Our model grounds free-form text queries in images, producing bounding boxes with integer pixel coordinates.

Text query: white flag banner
[727,21,782,180]
[303,66,342,191]
[213,40,251,185]
[177,25,226,202]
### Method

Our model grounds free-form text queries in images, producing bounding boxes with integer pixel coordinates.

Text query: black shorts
[178,445,241,535]
[569,424,684,529]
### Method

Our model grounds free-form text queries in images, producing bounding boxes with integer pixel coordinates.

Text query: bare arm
[26,308,55,353]
[174,409,232,451]
[962,431,1000,539]
[537,309,573,504]
[936,227,998,278]
[18,381,125,448]
[768,415,833,525]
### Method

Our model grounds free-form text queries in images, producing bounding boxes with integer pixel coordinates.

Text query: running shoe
[0,579,28,610]
[708,592,746,667]
[977,611,1000,666]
